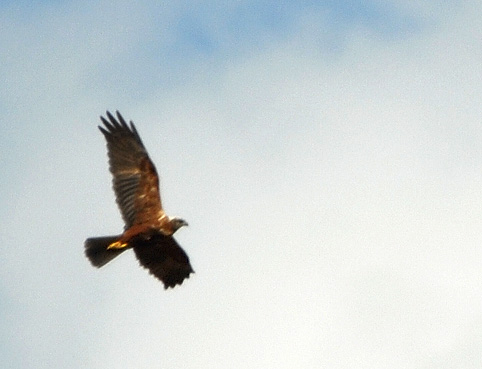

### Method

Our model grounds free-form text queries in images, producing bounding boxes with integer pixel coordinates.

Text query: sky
[1,1,482,368]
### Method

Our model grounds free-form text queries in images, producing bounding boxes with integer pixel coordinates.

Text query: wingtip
[106,111,119,127]
[116,111,129,128]
[98,125,107,135]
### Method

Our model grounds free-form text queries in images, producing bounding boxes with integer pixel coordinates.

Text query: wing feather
[99,111,164,228]
[133,233,194,289]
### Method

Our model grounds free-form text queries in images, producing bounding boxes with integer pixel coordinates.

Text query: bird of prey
[84,111,194,289]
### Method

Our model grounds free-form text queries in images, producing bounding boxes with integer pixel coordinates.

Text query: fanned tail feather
[84,235,128,267]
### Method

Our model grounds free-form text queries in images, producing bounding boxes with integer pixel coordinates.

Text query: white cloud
[1,1,481,368]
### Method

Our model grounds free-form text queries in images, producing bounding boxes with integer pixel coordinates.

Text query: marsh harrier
[84,111,193,289]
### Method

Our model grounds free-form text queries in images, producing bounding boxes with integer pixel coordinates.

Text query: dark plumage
[84,111,193,289]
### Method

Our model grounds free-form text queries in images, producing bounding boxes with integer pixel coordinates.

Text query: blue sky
[1,1,482,368]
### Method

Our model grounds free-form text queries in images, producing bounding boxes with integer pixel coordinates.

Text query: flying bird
[84,111,194,289]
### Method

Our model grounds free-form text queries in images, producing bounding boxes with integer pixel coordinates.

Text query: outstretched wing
[99,111,164,228]
[133,233,194,289]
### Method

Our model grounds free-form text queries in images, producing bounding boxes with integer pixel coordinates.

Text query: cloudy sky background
[1,1,482,368]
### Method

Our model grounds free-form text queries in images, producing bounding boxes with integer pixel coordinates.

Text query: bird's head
[169,216,189,232]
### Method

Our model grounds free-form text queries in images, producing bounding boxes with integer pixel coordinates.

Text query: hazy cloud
[1,1,481,368]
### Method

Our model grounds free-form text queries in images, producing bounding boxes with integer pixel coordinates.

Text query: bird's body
[84,111,193,289]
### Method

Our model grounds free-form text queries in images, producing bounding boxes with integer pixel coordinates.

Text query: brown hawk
[85,111,194,289]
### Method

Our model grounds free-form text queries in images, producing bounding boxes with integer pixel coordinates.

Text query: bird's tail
[84,235,129,268]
